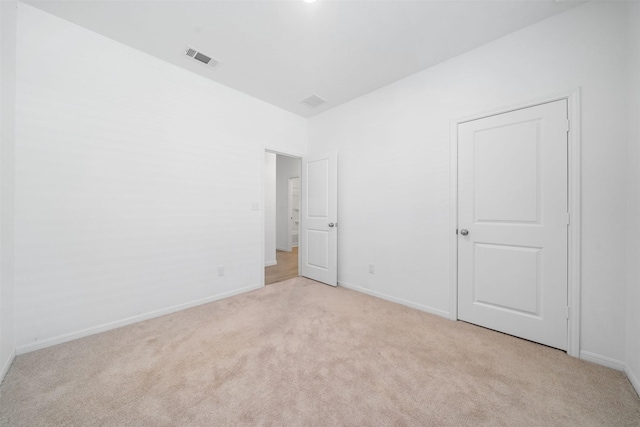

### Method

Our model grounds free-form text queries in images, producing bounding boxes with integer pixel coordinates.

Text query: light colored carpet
[1,277,639,426]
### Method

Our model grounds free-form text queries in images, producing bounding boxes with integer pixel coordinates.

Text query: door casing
[449,89,581,357]
[287,176,300,252]
[263,148,304,286]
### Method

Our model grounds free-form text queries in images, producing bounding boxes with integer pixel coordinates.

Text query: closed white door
[300,152,337,286]
[458,100,569,350]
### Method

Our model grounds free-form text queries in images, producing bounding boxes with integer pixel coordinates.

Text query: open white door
[457,100,569,350]
[300,152,337,286]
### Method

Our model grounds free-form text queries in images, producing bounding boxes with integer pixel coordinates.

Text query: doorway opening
[265,152,301,285]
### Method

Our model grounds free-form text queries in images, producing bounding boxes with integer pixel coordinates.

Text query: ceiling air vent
[184,46,219,68]
[300,94,327,108]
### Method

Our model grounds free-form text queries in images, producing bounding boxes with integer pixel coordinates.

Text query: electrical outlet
[369,264,375,274]
[218,266,225,277]
[251,202,259,211]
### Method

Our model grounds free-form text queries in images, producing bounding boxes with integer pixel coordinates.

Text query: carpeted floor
[1,277,639,426]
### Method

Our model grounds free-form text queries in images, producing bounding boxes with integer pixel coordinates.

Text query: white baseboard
[16,284,262,355]
[338,281,450,319]
[276,246,288,252]
[265,260,277,267]
[579,350,625,371]
[626,364,640,397]
[0,348,16,384]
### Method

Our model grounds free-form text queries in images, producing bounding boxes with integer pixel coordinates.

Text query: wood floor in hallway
[265,246,298,285]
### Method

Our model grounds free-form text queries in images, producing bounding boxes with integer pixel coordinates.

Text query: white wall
[264,152,277,266]
[0,0,17,381]
[6,1,639,392]
[625,1,640,394]
[308,1,631,365]
[14,3,306,352]
[276,155,300,251]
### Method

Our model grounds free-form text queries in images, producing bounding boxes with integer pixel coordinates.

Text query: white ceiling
[25,0,582,118]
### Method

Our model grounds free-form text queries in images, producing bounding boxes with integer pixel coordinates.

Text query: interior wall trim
[579,350,625,371]
[625,363,640,397]
[0,349,16,384]
[339,281,450,319]
[15,284,262,356]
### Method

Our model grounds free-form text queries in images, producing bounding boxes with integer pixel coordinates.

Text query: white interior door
[300,152,337,286]
[457,100,569,350]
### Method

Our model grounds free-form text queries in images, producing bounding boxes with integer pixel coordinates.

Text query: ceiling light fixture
[303,0,317,3]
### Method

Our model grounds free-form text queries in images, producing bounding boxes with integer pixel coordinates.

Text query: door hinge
[566,306,570,319]
[565,119,570,132]
[566,213,570,226]
[456,229,458,235]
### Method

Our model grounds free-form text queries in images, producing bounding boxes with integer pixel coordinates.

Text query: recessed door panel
[307,230,329,270]
[474,243,540,316]
[307,159,329,218]
[475,121,540,223]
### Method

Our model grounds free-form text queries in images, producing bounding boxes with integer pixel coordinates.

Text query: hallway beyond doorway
[265,247,298,285]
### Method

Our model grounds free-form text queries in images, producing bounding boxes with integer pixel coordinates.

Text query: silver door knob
[328,223,335,227]
[460,229,469,236]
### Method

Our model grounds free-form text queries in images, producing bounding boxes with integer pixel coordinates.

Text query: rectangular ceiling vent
[300,94,327,108]
[184,46,219,69]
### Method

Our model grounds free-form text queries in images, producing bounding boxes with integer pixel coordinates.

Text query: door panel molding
[449,88,581,357]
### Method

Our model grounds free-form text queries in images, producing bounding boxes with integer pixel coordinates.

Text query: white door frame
[287,176,300,252]
[262,148,303,287]
[448,88,581,357]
